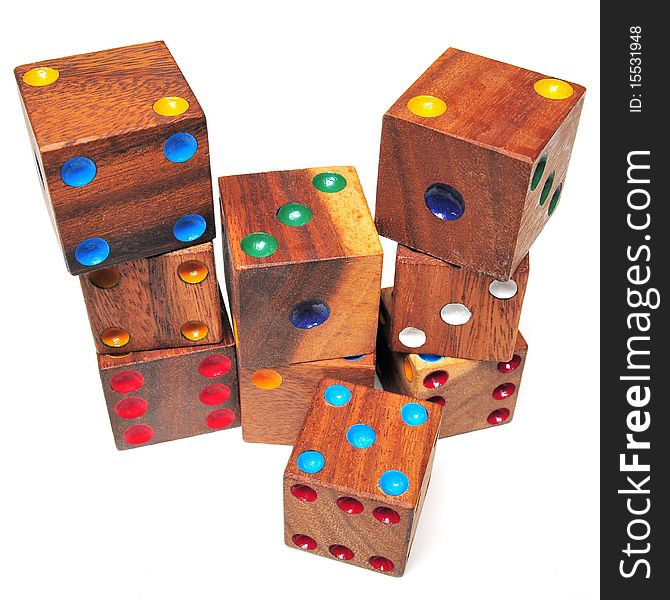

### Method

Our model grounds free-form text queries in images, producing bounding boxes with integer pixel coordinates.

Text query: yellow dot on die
[251,369,283,390]
[153,96,190,116]
[403,358,414,382]
[407,95,447,118]
[22,67,60,87]
[178,260,209,284]
[181,321,209,341]
[101,327,130,348]
[533,78,574,100]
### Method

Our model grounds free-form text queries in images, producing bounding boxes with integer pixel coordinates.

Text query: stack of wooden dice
[14,42,585,577]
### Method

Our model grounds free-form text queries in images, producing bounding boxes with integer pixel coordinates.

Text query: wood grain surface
[80,242,223,353]
[378,288,527,438]
[389,246,528,360]
[15,41,214,274]
[98,319,238,450]
[240,354,375,445]
[375,47,585,278]
[284,378,440,576]
[220,166,383,367]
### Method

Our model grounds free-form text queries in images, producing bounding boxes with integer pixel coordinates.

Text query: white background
[0,2,599,598]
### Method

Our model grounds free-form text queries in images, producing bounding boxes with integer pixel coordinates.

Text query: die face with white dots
[15,41,214,274]
[389,247,529,361]
[283,378,441,576]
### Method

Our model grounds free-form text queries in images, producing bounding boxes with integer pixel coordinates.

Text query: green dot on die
[240,232,278,258]
[548,183,563,216]
[538,171,555,206]
[276,203,313,227]
[312,172,347,193]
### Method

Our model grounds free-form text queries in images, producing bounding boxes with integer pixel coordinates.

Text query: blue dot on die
[173,214,207,242]
[379,470,409,496]
[323,384,351,407]
[74,237,110,266]
[424,183,465,221]
[290,300,330,329]
[401,402,429,426]
[296,450,325,474]
[346,424,376,449]
[343,355,364,361]
[163,132,198,163]
[61,157,97,187]
[418,354,443,362]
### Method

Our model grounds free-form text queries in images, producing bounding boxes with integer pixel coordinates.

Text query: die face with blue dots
[15,41,214,274]
[375,48,585,280]
[284,378,441,576]
[220,167,383,368]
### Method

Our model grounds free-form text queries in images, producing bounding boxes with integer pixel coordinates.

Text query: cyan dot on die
[173,214,207,242]
[74,237,110,266]
[379,470,409,496]
[296,450,325,474]
[163,132,198,163]
[346,424,376,449]
[323,384,351,407]
[424,183,465,221]
[401,403,429,426]
[61,157,97,187]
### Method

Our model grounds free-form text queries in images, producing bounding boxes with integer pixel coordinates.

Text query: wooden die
[98,321,239,450]
[284,378,440,576]
[377,292,527,438]
[15,41,214,274]
[220,167,383,367]
[389,247,528,360]
[80,242,223,354]
[239,353,375,445]
[375,48,585,279]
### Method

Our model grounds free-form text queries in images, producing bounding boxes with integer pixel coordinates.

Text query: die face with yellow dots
[377,289,528,438]
[284,378,440,576]
[240,353,376,445]
[80,242,223,354]
[14,41,214,275]
[219,166,383,368]
[97,330,239,451]
[375,47,586,279]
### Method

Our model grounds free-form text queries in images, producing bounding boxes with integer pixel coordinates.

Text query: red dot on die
[205,408,236,429]
[369,556,395,572]
[199,383,231,405]
[123,424,154,445]
[336,497,364,514]
[114,397,148,419]
[493,382,516,400]
[497,354,522,374]
[426,396,446,407]
[110,370,144,393]
[487,408,511,425]
[198,354,232,378]
[329,545,354,560]
[291,485,317,502]
[292,534,317,550]
[373,507,401,524]
[423,370,449,389]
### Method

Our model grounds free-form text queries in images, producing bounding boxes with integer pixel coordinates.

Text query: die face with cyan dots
[390,247,529,360]
[98,330,239,450]
[80,242,223,354]
[377,290,527,438]
[220,166,383,368]
[375,48,585,279]
[14,41,214,275]
[283,378,440,576]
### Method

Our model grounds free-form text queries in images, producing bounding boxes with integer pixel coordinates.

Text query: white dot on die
[398,327,426,348]
[440,303,472,325]
[488,279,518,300]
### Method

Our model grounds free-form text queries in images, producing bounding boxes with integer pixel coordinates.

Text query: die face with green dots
[14,41,214,275]
[219,166,383,368]
[283,378,441,576]
[376,47,586,279]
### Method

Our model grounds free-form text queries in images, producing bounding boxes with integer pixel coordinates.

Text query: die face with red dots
[283,378,441,576]
[14,41,214,275]
[80,243,223,354]
[389,246,528,361]
[376,288,527,439]
[97,327,239,450]
[219,167,383,368]
[375,48,585,279]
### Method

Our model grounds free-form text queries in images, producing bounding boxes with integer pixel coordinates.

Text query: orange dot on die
[178,260,209,284]
[181,321,209,341]
[101,327,130,348]
[89,267,121,289]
